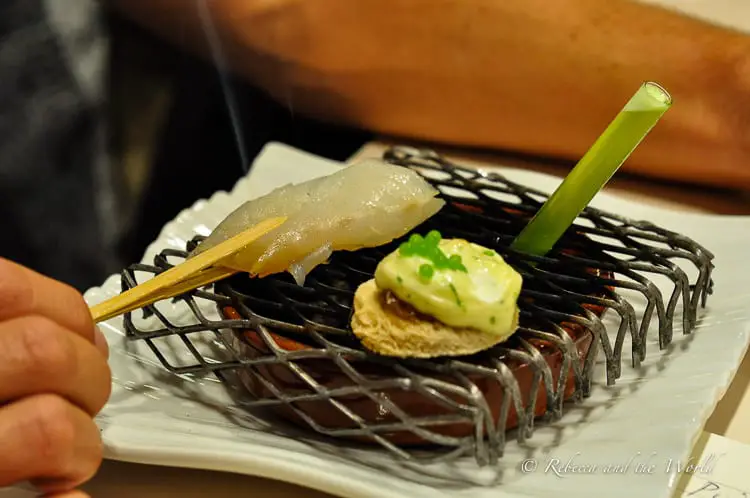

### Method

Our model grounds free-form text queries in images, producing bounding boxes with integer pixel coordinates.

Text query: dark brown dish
[223,305,596,446]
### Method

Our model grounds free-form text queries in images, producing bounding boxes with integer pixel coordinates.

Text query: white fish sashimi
[190,159,445,284]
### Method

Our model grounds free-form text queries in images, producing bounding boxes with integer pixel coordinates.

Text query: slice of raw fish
[191,159,444,284]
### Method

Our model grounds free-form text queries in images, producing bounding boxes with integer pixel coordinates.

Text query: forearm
[111,0,750,188]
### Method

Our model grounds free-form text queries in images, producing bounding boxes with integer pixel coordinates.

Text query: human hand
[0,258,111,497]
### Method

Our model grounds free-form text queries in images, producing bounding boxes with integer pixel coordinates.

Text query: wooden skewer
[150,266,236,302]
[89,216,286,323]
[99,266,237,321]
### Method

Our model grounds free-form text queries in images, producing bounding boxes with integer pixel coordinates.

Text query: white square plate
[85,143,750,498]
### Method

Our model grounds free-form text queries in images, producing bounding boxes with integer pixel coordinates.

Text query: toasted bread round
[350,279,519,358]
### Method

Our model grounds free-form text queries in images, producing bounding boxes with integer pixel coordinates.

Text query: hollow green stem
[511,82,672,257]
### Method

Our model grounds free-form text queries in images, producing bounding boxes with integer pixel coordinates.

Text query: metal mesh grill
[120,145,714,466]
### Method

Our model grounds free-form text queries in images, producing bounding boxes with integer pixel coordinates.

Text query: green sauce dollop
[374,236,523,337]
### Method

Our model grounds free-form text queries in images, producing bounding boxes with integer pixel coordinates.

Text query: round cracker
[350,279,519,358]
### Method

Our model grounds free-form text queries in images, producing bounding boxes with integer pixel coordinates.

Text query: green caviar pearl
[418,264,434,282]
[425,230,441,245]
[399,233,423,256]
[484,250,495,256]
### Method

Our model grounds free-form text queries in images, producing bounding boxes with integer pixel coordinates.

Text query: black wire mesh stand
[120,145,714,467]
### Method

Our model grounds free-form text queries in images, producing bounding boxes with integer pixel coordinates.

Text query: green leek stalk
[511,81,672,257]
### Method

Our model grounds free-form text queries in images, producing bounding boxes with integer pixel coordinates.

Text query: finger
[0,258,96,345]
[0,394,103,493]
[43,491,90,498]
[94,327,109,359]
[0,316,111,416]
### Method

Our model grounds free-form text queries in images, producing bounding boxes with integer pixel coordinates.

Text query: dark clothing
[0,0,120,291]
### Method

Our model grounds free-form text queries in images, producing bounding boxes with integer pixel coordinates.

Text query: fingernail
[94,327,109,359]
